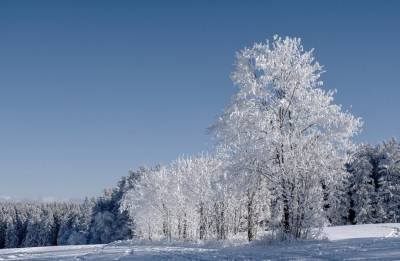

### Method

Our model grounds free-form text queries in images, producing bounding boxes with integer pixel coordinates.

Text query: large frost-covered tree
[211,36,362,239]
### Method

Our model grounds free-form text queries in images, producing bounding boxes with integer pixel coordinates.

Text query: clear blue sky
[1,0,399,199]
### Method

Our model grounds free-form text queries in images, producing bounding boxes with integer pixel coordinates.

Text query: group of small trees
[121,155,245,241]
[121,36,362,241]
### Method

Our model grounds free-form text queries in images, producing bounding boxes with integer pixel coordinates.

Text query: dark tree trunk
[199,203,206,240]
[282,182,291,236]
[247,191,255,241]
[183,213,187,240]
[177,217,182,239]
[220,203,226,240]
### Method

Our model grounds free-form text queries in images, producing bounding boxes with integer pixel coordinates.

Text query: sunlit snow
[1,223,400,260]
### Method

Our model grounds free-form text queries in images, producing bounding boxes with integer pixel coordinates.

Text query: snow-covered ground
[1,223,400,260]
[324,223,400,240]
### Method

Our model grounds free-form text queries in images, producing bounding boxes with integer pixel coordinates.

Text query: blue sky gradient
[1,0,399,198]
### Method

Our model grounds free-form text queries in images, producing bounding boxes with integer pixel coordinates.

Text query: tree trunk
[199,203,206,240]
[215,202,226,240]
[247,190,255,241]
[177,217,182,239]
[220,202,226,240]
[183,213,187,240]
[282,182,291,236]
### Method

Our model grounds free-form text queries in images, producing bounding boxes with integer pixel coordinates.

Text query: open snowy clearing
[1,224,400,260]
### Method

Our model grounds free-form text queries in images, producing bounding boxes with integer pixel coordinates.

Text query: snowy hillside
[1,224,400,260]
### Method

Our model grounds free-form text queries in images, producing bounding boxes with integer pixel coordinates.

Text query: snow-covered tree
[211,36,362,239]
[173,154,223,240]
[377,139,400,222]
[121,166,166,240]
[348,149,375,224]
[5,216,19,248]
[88,169,141,244]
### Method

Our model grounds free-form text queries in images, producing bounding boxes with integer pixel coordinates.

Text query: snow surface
[323,223,400,241]
[1,224,400,260]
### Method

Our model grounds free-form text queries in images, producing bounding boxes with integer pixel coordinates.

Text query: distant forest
[0,169,141,249]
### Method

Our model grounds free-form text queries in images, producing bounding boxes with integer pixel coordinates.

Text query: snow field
[1,223,400,260]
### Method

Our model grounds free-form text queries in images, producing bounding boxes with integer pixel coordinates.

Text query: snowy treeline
[121,36,363,241]
[0,168,142,249]
[119,139,400,243]
[0,201,92,248]
[345,138,400,225]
